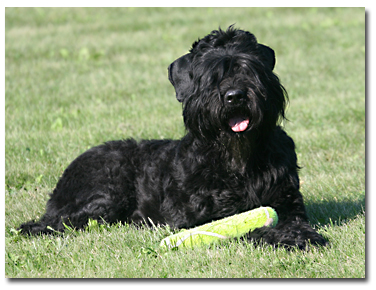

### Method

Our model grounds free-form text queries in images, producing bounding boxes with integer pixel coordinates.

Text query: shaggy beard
[183,93,266,173]
[216,129,257,173]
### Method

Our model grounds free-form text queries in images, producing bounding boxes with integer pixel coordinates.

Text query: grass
[5,7,365,278]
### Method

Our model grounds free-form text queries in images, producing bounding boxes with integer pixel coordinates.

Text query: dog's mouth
[229,116,250,132]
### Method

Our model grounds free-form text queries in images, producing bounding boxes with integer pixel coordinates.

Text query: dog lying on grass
[19,26,327,249]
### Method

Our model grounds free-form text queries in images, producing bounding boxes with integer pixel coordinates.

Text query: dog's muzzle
[225,90,250,133]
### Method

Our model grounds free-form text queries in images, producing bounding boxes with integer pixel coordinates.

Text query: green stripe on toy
[160,206,278,249]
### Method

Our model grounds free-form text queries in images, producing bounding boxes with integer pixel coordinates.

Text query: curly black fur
[19,26,327,249]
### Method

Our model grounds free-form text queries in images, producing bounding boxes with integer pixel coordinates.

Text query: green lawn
[5,7,365,278]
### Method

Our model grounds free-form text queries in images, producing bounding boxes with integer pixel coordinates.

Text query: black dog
[19,26,327,249]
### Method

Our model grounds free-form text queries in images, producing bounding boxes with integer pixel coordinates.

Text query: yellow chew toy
[160,206,278,249]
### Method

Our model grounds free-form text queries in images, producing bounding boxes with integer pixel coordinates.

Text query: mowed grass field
[5,8,365,278]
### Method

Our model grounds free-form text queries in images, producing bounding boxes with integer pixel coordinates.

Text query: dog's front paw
[300,230,328,248]
[246,224,328,250]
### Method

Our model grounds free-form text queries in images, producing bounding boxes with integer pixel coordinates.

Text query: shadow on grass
[306,195,365,227]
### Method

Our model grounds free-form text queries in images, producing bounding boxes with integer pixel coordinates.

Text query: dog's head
[168,26,287,141]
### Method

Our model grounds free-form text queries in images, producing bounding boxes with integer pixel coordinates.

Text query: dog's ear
[258,44,276,71]
[168,53,193,102]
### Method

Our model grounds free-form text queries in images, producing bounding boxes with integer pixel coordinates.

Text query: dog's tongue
[229,117,249,132]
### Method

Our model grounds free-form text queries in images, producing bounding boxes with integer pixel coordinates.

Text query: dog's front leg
[247,189,328,250]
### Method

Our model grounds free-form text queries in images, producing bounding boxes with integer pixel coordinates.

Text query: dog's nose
[224,89,246,105]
